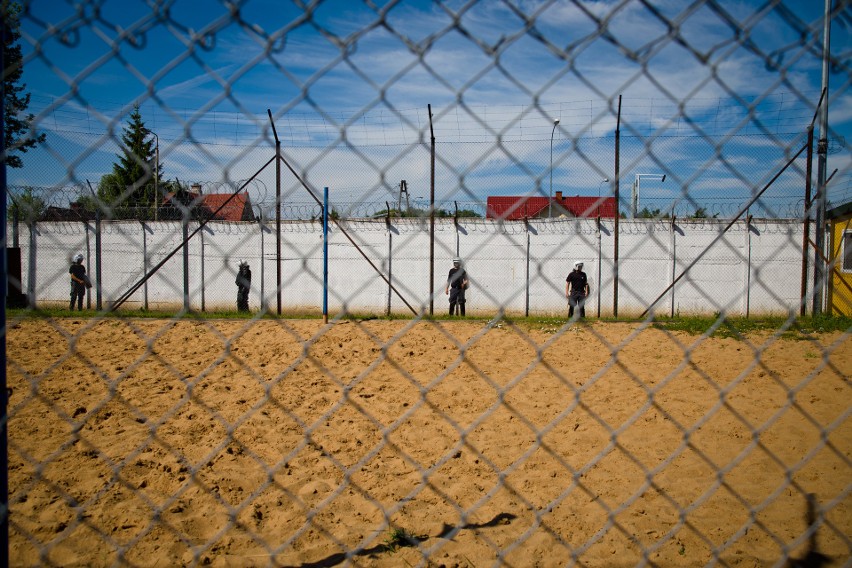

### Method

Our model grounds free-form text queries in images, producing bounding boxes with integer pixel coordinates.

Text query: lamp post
[598,177,609,198]
[632,173,665,218]
[549,118,560,218]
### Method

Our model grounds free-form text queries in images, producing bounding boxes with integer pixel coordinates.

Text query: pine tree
[2,0,46,168]
[98,106,162,215]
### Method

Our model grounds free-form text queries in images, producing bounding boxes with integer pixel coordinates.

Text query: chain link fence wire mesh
[3,0,852,566]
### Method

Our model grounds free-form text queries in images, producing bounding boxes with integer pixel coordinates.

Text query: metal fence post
[200,221,206,312]
[386,203,392,317]
[27,221,35,308]
[525,217,531,317]
[746,215,753,318]
[95,209,101,311]
[183,215,189,312]
[596,216,602,318]
[12,209,18,248]
[85,219,92,310]
[670,216,677,317]
[260,217,266,312]
[141,221,148,311]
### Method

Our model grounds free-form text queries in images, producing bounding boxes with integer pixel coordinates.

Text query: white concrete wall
[10,217,808,317]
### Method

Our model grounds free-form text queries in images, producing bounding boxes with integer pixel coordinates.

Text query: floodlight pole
[632,173,665,218]
[149,132,159,221]
[813,0,831,315]
[429,104,435,316]
[323,187,329,324]
[268,110,282,315]
[549,118,560,218]
[614,95,621,318]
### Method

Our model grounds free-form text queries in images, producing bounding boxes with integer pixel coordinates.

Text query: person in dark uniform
[445,257,469,316]
[565,260,589,319]
[69,253,88,310]
[236,261,251,312]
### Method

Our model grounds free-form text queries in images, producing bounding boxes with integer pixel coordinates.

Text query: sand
[5,317,851,567]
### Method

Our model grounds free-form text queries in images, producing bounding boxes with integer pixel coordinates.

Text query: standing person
[69,253,88,311]
[236,261,251,312]
[565,260,589,319]
[445,257,469,316]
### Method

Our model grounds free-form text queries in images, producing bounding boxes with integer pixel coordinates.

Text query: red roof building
[486,191,617,220]
[162,190,255,222]
[198,192,255,222]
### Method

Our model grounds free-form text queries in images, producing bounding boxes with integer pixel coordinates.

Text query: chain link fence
[4,0,852,566]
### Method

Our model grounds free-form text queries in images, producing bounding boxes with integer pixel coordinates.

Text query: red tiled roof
[162,192,254,221]
[200,193,253,221]
[486,195,617,220]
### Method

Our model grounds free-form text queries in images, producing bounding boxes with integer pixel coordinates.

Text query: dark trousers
[70,282,85,310]
[237,286,249,311]
[449,287,466,316]
[568,293,586,318]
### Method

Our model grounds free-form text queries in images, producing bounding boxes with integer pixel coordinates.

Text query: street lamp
[632,173,665,218]
[549,118,560,218]
[598,177,610,198]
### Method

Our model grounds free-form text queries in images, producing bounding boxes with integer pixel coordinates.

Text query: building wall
[11,217,809,317]
[829,215,852,316]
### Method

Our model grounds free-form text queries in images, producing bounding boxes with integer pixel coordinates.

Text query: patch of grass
[382,527,425,553]
[7,307,850,339]
[650,314,852,339]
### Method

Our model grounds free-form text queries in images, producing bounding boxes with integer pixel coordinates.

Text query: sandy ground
[5,317,851,567]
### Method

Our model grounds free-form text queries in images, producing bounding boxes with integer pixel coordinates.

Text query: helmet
[74,253,84,263]
[574,260,583,268]
[452,257,461,264]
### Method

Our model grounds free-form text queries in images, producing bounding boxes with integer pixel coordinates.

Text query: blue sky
[11,0,852,216]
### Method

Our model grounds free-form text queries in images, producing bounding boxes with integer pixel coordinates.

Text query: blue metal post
[323,187,329,324]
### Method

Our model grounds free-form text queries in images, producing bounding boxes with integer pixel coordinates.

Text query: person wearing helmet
[565,260,589,319]
[445,257,469,316]
[69,253,88,310]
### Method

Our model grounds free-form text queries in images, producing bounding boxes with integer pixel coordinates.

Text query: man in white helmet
[565,260,589,319]
[445,257,469,316]
[69,253,88,310]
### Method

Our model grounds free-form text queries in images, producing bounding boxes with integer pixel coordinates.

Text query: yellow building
[827,201,852,316]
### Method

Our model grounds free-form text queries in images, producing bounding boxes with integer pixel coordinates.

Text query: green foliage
[651,314,852,338]
[374,207,482,219]
[691,207,718,219]
[8,186,45,222]
[637,207,670,219]
[2,1,46,168]
[382,527,424,552]
[97,106,162,213]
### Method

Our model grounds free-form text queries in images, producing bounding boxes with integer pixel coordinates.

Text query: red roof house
[486,191,617,220]
[162,189,255,222]
[199,192,255,221]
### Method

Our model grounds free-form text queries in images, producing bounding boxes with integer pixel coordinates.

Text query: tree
[8,186,44,222]
[637,207,662,218]
[98,106,161,215]
[692,207,718,219]
[2,1,46,168]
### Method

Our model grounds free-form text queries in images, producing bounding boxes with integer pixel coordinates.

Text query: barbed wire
[5,183,822,222]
